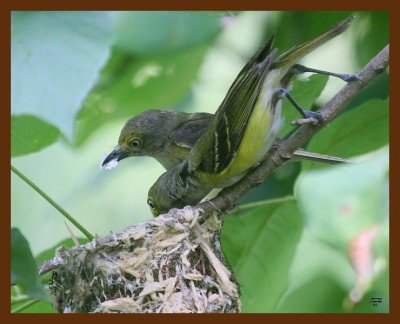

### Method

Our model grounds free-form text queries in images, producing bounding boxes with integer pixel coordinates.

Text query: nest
[40,207,241,313]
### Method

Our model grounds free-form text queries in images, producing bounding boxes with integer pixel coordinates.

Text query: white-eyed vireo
[100,109,348,171]
[146,16,357,216]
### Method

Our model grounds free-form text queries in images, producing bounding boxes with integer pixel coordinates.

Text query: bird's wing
[196,35,277,174]
[169,113,213,149]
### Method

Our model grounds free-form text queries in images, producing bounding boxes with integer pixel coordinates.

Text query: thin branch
[197,45,389,216]
[11,165,94,241]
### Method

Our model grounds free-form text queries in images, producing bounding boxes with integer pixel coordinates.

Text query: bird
[146,16,357,216]
[100,109,348,171]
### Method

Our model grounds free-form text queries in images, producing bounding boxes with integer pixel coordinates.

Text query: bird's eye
[147,198,156,210]
[129,138,142,149]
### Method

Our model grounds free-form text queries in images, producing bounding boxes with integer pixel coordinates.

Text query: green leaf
[275,230,355,312]
[11,115,60,157]
[221,199,303,312]
[346,73,389,111]
[353,12,389,68]
[350,266,389,313]
[11,228,50,302]
[295,147,389,250]
[239,162,301,204]
[303,98,389,170]
[276,224,388,313]
[113,11,221,55]
[75,43,210,146]
[276,275,348,312]
[12,300,56,313]
[11,11,114,141]
[278,74,329,138]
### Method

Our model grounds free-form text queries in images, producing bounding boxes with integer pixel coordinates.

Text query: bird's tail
[292,149,351,164]
[275,15,355,69]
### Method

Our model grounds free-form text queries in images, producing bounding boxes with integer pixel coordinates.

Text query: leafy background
[11,11,389,313]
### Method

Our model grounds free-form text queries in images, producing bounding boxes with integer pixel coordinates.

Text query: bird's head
[147,168,187,217]
[101,110,175,169]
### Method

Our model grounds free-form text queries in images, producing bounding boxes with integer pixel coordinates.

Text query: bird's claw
[340,73,361,82]
[303,111,325,123]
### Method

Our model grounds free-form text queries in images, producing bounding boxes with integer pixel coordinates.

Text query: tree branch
[197,45,389,215]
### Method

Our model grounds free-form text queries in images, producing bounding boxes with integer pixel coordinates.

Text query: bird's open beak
[101,147,129,170]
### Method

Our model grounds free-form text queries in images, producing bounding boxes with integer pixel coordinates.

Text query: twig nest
[40,207,241,313]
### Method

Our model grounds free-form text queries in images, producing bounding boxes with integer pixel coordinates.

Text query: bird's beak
[101,147,128,170]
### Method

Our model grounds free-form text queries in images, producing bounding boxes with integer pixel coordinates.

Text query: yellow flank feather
[228,102,273,171]
[200,69,284,187]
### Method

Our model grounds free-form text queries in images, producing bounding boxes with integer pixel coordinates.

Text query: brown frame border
[4,1,397,323]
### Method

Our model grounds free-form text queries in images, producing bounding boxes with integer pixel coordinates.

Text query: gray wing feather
[169,113,213,149]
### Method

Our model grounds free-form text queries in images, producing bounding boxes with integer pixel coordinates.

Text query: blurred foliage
[303,98,389,170]
[271,11,389,69]
[11,115,60,157]
[354,11,389,67]
[12,300,56,313]
[11,11,113,143]
[11,229,50,302]
[11,11,389,313]
[113,11,221,55]
[75,43,211,146]
[296,148,388,250]
[272,11,355,57]
[222,199,303,312]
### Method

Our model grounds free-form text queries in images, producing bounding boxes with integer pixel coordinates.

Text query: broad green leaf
[75,43,210,146]
[275,230,355,312]
[239,162,301,205]
[221,199,303,312]
[113,11,221,55]
[11,115,60,157]
[276,275,348,312]
[11,11,113,141]
[346,73,389,111]
[295,147,388,250]
[278,75,329,138]
[11,228,50,302]
[303,98,389,170]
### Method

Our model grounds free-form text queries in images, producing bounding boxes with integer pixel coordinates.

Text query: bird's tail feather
[275,15,355,68]
[292,149,350,164]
